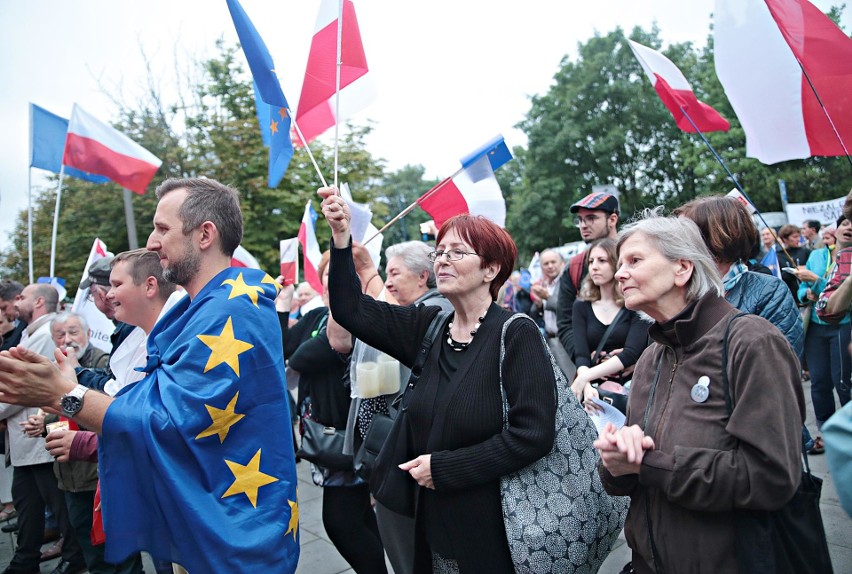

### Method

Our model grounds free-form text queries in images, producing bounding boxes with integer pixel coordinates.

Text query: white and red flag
[279,238,299,286]
[715,0,852,164]
[298,202,324,293]
[230,245,261,269]
[62,105,162,194]
[627,39,730,133]
[295,0,375,145]
[417,155,506,229]
[71,238,116,353]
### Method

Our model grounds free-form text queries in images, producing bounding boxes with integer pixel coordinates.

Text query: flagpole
[333,0,344,190]
[27,168,34,284]
[290,112,328,188]
[796,59,852,170]
[363,172,460,245]
[122,188,139,249]
[678,105,797,263]
[49,166,66,278]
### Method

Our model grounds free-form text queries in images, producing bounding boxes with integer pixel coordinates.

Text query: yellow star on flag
[270,119,279,134]
[197,317,254,377]
[221,449,279,508]
[222,272,264,307]
[285,498,299,540]
[261,273,281,294]
[196,392,245,443]
[277,107,288,120]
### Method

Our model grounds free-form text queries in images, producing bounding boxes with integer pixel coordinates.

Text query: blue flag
[30,103,110,184]
[459,134,513,181]
[760,248,782,278]
[252,81,294,188]
[99,268,299,572]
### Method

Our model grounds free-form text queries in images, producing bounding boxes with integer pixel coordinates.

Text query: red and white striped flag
[295,0,375,145]
[279,238,299,286]
[63,105,162,194]
[627,39,729,133]
[230,245,261,269]
[297,203,324,293]
[715,0,852,164]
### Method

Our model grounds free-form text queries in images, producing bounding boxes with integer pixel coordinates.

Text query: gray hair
[51,312,89,333]
[385,241,436,288]
[540,248,564,262]
[155,178,243,257]
[617,208,722,302]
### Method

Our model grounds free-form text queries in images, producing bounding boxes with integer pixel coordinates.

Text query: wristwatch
[60,385,89,418]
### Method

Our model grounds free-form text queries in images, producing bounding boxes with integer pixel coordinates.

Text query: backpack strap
[569,251,585,290]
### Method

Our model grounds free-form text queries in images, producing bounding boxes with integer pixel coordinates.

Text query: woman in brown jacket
[594,211,805,574]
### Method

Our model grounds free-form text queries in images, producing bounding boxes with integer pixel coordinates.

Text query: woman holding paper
[570,238,649,410]
[595,211,805,573]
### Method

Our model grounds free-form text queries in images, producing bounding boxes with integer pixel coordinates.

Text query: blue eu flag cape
[99,267,299,573]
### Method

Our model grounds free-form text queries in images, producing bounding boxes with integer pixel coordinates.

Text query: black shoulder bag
[590,307,629,413]
[722,313,834,574]
[368,310,450,517]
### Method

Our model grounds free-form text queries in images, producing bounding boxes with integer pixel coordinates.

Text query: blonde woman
[570,238,649,406]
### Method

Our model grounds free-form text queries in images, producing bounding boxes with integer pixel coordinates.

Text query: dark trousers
[65,490,144,574]
[323,483,388,574]
[805,322,852,426]
[8,463,83,572]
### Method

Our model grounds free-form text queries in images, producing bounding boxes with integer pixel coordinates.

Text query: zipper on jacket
[652,357,680,444]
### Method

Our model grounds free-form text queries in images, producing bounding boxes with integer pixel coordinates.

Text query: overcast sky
[1,0,847,260]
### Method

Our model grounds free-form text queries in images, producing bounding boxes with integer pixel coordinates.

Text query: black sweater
[329,242,556,574]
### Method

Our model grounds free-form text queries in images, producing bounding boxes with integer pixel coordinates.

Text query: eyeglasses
[428,249,480,262]
[573,214,605,226]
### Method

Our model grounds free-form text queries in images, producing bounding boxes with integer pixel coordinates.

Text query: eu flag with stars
[228,0,294,187]
[99,267,299,573]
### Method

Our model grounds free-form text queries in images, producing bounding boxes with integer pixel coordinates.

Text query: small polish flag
[627,39,730,133]
[726,189,757,214]
[298,202,324,293]
[417,155,506,229]
[279,238,299,286]
[231,245,261,269]
[63,105,162,194]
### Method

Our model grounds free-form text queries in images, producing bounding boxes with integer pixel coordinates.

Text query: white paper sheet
[588,397,627,434]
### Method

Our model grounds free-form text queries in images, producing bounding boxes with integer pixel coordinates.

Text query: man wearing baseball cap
[555,191,620,368]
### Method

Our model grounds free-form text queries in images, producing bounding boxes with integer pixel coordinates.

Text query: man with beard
[2,283,85,574]
[555,192,620,367]
[50,314,108,371]
[0,178,300,573]
[0,281,26,351]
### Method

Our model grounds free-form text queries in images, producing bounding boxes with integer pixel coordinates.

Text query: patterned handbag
[498,314,629,574]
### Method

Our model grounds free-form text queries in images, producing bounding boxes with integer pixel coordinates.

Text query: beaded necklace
[446,314,486,352]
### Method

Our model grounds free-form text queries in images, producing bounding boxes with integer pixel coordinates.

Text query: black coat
[329,243,556,573]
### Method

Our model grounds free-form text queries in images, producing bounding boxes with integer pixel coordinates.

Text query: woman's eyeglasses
[428,249,480,262]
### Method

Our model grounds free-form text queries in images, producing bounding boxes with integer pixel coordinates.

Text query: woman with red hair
[320,187,556,573]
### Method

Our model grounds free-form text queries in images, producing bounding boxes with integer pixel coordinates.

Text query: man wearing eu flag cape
[0,178,300,573]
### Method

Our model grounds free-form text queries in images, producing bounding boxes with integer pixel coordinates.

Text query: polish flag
[71,238,117,353]
[417,156,506,229]
[298,202,324,293]
[230,245,261,269]
[295,0,375,145]
[62,105,162,194]
[279,238,299,286]
[715,0,852,164]
[627,40,730,133]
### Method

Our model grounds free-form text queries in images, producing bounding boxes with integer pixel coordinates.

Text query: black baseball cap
[569,192,619,215]
[80,257,114,289]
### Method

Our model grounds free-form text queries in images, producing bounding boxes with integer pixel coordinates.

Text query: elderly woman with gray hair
[595,211,805,574]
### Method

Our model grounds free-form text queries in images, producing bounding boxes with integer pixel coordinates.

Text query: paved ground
[0,379,849,573]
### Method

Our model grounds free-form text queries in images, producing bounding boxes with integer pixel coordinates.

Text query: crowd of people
[0,179,848,574]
